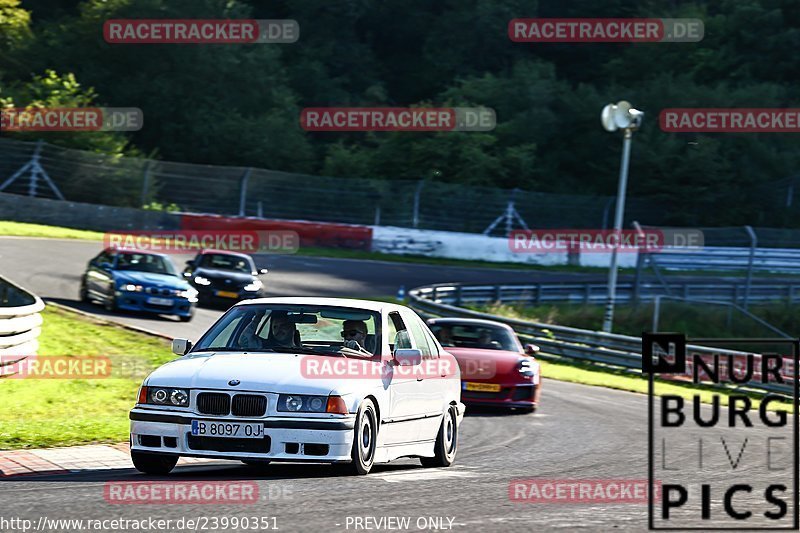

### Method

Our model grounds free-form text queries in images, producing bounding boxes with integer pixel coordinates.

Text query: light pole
[601,101,643,333]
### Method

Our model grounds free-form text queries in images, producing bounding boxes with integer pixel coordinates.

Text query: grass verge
[0,306,173,449]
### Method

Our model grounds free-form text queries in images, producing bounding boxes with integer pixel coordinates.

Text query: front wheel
[421,405,458,468]
[131,451,178,475]
[340,398,377,475]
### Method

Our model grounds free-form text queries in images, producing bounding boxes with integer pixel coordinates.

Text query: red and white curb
[0,443,214,477]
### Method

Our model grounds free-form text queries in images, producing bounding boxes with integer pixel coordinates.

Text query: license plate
[463,382,501,392]
[191,420,264,439]
[146,297,173,306]
[215,290,239,298]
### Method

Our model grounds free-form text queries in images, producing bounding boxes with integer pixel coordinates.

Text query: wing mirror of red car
[393,349,422,366]
[525,343,540,356]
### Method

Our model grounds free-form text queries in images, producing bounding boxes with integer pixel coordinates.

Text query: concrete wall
[371,226,638,268]
[0,193,181,232]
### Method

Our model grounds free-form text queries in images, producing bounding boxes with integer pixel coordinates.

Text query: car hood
[145,352,370,395]
[445,347,532,380]
[113,271,187,288]
[194,268,254,283]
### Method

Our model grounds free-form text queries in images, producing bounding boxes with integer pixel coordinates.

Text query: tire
[79,283,89,303]
[421,405,458,468]
[178,312,193,323]
[131,451,178,475]
[517,406,536,414]
[104,293,117,312]
[340,398,377,475]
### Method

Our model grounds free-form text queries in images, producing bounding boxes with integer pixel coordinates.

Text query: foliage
[4,0,800,225]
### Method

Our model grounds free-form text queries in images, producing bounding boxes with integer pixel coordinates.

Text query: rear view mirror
[393,349,422,366]
[525,343,540,356]
[172,338,192,356]
[288,313,317,324]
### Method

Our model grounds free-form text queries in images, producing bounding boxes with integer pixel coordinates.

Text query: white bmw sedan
[129,297,464,475]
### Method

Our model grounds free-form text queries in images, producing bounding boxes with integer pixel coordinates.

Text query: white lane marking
[372,467,480,483]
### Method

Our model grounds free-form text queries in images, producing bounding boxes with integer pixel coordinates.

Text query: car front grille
[232,395,267,417]
[196,393,267,416]
[144,287,172,296]
[187,434,271,454]
[197,393,231,415]
[462,387,511,400]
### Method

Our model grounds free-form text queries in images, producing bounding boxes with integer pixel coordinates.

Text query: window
[407,316,435,358]
[388,312,411,351]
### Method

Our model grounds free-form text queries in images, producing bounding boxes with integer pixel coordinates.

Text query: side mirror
[393,348,422,366]
[525,343,540,356]
[185,260,195,266]
[172,338,192,356]
[258,268,269,275]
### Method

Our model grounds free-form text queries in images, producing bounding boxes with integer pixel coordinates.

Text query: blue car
[80,248,198,322]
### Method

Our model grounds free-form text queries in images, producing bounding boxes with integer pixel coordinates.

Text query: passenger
[435,326,455,347]
[341,320,372,355]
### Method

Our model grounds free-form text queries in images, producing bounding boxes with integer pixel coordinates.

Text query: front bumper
[194,286,262,306]
[116,292,195,317]
[129,409,355,462]
[461,383,538,409]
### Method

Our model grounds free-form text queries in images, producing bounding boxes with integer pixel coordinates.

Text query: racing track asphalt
[1,237,790,531]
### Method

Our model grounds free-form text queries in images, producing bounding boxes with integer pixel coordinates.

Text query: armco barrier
[0,277,44,357]
[408,284,795,395]
[180,214,373,250]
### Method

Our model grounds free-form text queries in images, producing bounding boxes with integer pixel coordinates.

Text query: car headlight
[122,284,143,292]
[142,386,190,407]
[243,280,262,292]
[277,394,327,413]
[194,276,211,286]
[174,288,198,298]
[518,359,535,378]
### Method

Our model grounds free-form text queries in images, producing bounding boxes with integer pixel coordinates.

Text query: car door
[380,311,425,446]
[86,250,115,300]
[404,311,447,441]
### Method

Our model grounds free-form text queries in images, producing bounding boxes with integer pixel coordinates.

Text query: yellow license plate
[464,382,501,392]
[216,290,239,298]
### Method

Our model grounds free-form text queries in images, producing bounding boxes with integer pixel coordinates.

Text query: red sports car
[427,318,541,413]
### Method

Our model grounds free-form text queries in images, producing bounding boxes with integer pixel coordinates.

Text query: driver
[237,312,299,349]
[341,320,371,355]
[263,312,300,348]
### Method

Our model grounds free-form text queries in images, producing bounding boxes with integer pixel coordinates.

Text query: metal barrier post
[238,168,252,217]
[743,225,757,310]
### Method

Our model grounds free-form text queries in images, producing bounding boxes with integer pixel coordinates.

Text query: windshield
[115,252,176,275]
[429,323,518,351]
[198,253,253,273]
[193,304,382,356]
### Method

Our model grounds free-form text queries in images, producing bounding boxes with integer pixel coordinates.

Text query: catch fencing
[408,284,795,396]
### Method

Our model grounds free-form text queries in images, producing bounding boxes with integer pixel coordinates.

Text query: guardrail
[648,246,800,275]
[408,284,794,396]
[412,281,800,307]
[0,277,44,357]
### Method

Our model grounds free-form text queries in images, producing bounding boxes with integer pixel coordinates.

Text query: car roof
[199,249,252,259]
[427,317,514,330]
[105,247,170,258]
[235,297,409,314]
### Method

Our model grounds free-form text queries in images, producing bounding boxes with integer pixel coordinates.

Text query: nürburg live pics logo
[643,333,799,530]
